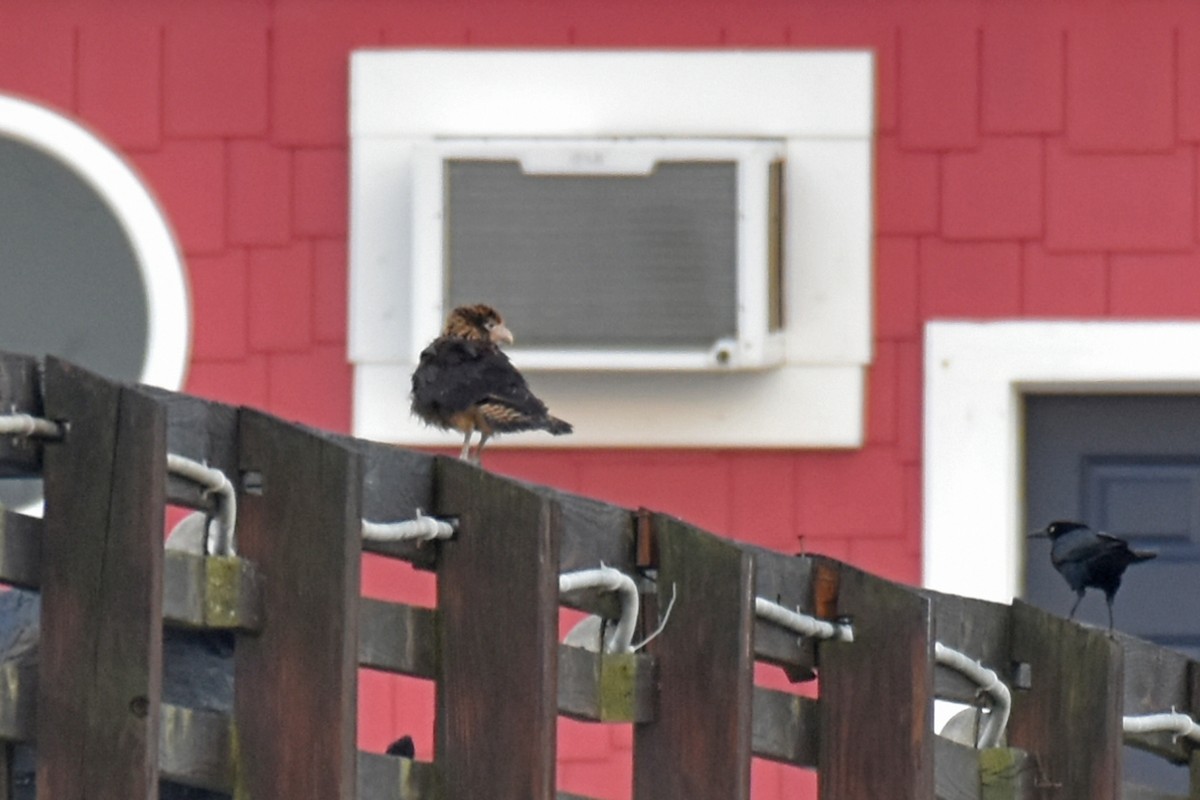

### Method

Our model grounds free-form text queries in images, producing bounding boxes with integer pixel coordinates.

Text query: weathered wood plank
[817,557,935,800]
[1117,631,1192,763]
[934,738,1034,800]
[356,751,438,800]
[1008,600,1123,800]
[515,479,636,574]
[922,588,1012,704]
[0,660,35,743]
[38,357,165,799]
[751,687,818,767]
[557,644,655,724]
[358,598,439,679]
[355,440,439,569]
[0,352,44,477]
[980,747,1034,800]
[234,410,362,800]
[933,738,1035,800]
[434,458,560,799]
[935,736,981,800]
[159,703,233,793]
[0,512,39,590]
[144,387,238,511]
[1186,658,1200,798]
[162,551,262,633]
[633,515,755,800]
[754,549,817,681]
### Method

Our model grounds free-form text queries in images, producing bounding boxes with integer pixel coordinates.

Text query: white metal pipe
[0,414,63,439]
[558,567,639,655]
[934,642,1011,749]
[754,597,854,643]
[361,513,455,543]
[166,454,236,556]
[1123,712,1200,744]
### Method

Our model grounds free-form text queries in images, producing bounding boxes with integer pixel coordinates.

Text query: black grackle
[386,735,415,759]
[1030,520,1156,631]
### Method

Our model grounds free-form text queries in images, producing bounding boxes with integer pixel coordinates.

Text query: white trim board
[924,320,1200,603]
[0,94,190,390]
[348,49,875,448]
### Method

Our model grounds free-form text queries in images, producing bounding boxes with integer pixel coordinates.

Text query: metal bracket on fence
[559,566,641,654]
[1123,710,1200,745]
[361,509,457,544]
[754,597,855,643]
[934,641,1011,749]
[166,454,237,557]
[0,412,64,440]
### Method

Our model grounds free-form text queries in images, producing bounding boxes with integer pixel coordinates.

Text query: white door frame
[924,320,1200,603]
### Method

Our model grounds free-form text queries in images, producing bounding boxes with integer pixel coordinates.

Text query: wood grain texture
[355,439,439,569]
[1116,630,1192,763]
[356,751,439,800]
[921,588,1012,705]
[358,598,440,679]
[434,457,561,800]
[144,387,238,512]
[233,409,362,800]
[934,736,981,800]
[817,558,935,800]
[557,644,655,724]
[159,704,233,793]
[754,549,817,681]
[633,515,755,800]
[0,511,40,590]
[162,551,262,633]
[1187,658,1200,797]
[751,687,818,767]
[37,357,165,800]
[979,747,1034,800]
[1008,600,1123,800]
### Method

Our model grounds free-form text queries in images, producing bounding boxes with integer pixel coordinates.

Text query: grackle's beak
[1027,529,1048,539]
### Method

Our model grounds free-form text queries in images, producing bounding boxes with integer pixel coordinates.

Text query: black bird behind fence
[1030,520,1157,631]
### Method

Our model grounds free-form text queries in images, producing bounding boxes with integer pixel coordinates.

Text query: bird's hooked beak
[490,323,514,345]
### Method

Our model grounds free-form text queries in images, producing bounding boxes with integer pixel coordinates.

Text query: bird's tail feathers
[1131,550,1157,563]
[547,416,573,435]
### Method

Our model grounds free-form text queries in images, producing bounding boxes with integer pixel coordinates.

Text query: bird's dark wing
[411,337,551,430]
[1051,529,1153,593]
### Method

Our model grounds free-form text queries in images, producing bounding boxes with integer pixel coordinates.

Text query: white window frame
[0,94,189,390]
[924,320,1200,603]
[349,49,874,448]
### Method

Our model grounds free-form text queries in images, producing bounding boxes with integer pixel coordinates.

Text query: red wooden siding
[4,2,1200,797]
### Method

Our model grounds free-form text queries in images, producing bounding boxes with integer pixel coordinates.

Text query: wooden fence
[0,350,1197,799]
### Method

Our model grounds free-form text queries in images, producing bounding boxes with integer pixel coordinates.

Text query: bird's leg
[1068,592,1083,620]
[473,431,491,465]
[459,428,474,461]
[1105,594,1115,632]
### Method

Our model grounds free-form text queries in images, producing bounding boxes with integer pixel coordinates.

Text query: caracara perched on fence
[411,304,572,462]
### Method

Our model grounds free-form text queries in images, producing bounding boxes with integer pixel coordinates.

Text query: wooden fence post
[434,458,561,800]
[1008,600,1123,800]
[633,515,756,800]
[233,410,362,799]
[817,559,935,800]
[38,357,166,799]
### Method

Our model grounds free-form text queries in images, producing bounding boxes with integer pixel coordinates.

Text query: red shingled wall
[3,2,1199,797]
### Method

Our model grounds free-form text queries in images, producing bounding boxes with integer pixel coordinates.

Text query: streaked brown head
[442,304,515,345]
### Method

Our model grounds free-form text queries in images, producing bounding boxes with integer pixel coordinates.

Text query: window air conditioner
[410,138,786,370]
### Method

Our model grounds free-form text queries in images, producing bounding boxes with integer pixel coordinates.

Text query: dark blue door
[1025,394,1200,793]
